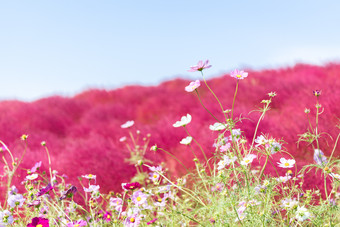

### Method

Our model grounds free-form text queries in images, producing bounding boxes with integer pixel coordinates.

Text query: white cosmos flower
[83,185,100,193]
[295,206,311,222]
[330,173,340,180]
[217,155,237,170]
[26,173,38,181]
[255,135,268,147]
[240,154,257,166]
[121,120,134,129]
[180,136,192,145]
[209,122,227,131]
[280,198,299,210]
[275,175,291,183]
[173,114,192,127]
[277,158,295,168]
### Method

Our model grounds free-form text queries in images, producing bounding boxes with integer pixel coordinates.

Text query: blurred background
[1,0,340,101]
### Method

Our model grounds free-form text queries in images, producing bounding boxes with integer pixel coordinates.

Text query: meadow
[0,61,340,226]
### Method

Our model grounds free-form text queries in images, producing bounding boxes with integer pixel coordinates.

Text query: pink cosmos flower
[230,69,248,80]
[124,214,141,227]
[66,220,87,227]
[27,217,49,227]
[240,154,257,166]
[110,197,123,212]
[30,161,42,173]
[185,80,201,92]
[188,60,212,72]
[131,191,148,206]
[211,183,224,192]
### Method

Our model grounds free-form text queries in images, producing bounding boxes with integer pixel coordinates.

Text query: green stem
[231,80,239,120]
[259,155,269,180]
[200,71,227,121]
[184,127,212,174]
[158,148,190,174]
[195,90,223,124]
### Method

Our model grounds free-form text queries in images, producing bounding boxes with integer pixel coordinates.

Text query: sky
[1,1,340,101]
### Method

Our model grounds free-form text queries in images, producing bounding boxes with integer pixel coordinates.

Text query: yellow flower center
[116,201,120,205]
[74,225,80,227]
[37,225,43,227]
[158,198,162,202]
[136,196,142,201]
[153,174,158,178]
[284,163,289,166]
[130,217,135,223]
[236,74,242,78]
[88,174,93,178]
[245,160,250,163]
[107,215,111,220]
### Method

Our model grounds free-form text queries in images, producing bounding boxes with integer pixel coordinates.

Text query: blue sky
[1,1,340,101]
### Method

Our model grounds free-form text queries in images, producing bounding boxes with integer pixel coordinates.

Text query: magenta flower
[103,211,112,222]
[188,60,212,72]
[122,182,141,191]
[36,183,54,197]
[147,218,158,225]
[230,69,248,80]
[185,80,201,92]
[27,217,49,227]
[313,90,321,97]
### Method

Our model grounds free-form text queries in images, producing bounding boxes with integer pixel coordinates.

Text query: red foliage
[0,63,340,199]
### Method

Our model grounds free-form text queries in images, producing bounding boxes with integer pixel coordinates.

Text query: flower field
[0,62,340,226]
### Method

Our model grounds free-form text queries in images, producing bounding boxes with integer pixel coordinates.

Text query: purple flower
[7,193,25,208]
[230,69,248,80]
[188,60,212,72]
[313,90,321,97]
[314,149,328,165]
[36,183,54,197]
[27,217,49,227]
[60,186,77,200]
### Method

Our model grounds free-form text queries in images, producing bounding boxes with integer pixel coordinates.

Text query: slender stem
[231,80,239,119]
[259,155,269,180]
[195,90,222,124]
[144,164,206,207]
[184,127,212,174]
[200,71,227,121]
[176,211,204,226]
[158,148,190,174]
[327,132,340,163]
[43,146,54,186]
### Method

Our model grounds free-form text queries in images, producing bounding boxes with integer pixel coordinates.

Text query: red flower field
[1,63,340,198]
